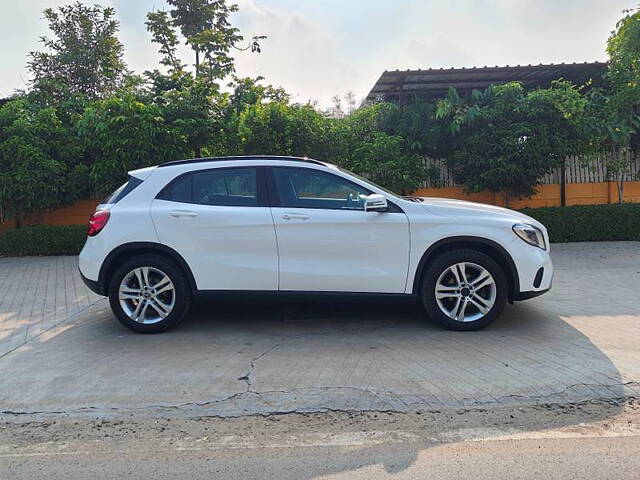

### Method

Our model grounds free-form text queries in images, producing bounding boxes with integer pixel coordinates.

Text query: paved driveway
[0,242,639,419]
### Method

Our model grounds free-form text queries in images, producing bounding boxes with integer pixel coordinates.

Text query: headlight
[512,224,546,250]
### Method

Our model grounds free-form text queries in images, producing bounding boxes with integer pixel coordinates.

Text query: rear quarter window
[103,176,144,204]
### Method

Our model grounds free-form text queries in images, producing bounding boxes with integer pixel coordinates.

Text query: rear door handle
[281,213,310,221]
[170,209,198,218]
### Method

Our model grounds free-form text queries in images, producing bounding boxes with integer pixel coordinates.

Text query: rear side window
[158,168,259,207]
[161,175,191,203]
[103,176,143,204]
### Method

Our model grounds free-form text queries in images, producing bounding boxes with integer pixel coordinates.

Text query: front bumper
[513,287,550,301]
[507,236,553,301]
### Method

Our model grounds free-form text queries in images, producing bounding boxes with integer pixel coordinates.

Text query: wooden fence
[423,153,640,188]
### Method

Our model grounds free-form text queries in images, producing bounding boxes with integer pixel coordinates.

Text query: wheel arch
[98,242,197,295]
[411,236,519,301]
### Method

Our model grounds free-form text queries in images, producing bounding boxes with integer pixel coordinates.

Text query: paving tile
[0,242,639,418]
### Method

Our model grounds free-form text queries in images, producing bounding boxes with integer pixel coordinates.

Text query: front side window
[272,167,371,210]
[159,168,258,206]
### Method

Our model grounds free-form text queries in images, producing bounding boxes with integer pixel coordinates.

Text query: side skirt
[193,290,418,304]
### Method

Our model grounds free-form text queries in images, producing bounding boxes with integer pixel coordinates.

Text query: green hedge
[521,203,640,243]
[0,225,86,257]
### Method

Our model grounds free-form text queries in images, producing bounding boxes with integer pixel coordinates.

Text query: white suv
[79,156,552,333]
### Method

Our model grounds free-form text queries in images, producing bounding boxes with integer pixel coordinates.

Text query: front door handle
[281,213,310,221]
[170,209,198,218]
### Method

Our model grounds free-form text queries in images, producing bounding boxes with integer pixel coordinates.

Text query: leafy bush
[0,225,86,257]
[521,203,640,243]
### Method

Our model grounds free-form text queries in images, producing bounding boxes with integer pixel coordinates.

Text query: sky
[0,0,636,106]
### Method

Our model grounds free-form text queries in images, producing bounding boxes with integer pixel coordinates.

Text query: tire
[108,254,191,333]
[421,249,507,331]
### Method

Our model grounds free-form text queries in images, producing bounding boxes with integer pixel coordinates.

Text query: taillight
[87,210,110,236]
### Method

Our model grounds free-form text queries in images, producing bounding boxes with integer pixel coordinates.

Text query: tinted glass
[103,176,143,204]
[272,168,370,210]
[193,168,257,206]
[162,175,191,203]
[160,168,258,206]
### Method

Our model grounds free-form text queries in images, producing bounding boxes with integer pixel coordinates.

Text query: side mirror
[363,194,388,212]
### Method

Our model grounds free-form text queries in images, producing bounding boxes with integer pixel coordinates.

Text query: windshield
[336,167,401,198]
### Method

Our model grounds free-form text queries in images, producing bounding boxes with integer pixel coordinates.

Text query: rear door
[151,166,278,291]
[267,166,410,293]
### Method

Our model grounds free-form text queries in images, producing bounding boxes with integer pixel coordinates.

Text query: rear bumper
[79,268,106,296]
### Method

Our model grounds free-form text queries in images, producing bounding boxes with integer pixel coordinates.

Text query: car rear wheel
[108,254,191,333]
[421,249,507,331]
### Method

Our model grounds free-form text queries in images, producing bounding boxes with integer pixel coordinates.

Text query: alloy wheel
[434,262,497,322]
[118,266,175,324]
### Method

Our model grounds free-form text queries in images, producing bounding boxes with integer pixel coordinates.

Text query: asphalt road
[4,437,639,480]
[3,400,639,479]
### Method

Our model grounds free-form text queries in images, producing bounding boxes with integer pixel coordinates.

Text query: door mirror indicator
[363,194,388,212]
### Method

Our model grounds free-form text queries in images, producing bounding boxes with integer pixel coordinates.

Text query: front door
[268,166,410,293]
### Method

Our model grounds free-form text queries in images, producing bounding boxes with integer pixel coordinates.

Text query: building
[365,62,608,105]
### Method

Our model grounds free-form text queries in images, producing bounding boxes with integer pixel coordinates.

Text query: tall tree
[28,2,127,102]
[146,0,265,82]
[145,10,184,73]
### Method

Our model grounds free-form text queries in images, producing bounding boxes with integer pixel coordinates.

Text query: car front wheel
[108,254,191,333]
[421,249,507,331]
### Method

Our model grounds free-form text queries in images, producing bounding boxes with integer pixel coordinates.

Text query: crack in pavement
[3,382,639,421]
[237,343,280,392]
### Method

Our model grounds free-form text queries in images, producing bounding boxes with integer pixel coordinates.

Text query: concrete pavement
[0,242,639,419]
[0,256,101,358]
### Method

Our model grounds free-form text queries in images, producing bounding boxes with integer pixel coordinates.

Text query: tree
[436,81,591,206]
[348,132,425,195]
[594,6,640,203]
[0,99,85,227]
[145,10,184,73]
[146,0,265,82]
[158,75,225,158]
[76,95,188,194]
[28,2,127,102]
[327,91,359,119]
[235,101,328,157]
[216,76,290,154]
[328,102,427,194]
[225,76,290,113]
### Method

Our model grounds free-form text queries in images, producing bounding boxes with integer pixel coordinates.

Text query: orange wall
[413,181,640,208]
[1,181,640,233]
[0,199,100,233]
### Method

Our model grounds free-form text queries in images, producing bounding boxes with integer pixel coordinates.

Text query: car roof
[157,155,328,168]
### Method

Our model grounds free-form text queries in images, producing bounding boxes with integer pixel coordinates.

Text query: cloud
[233,1,362,105]
[0,0,635,105]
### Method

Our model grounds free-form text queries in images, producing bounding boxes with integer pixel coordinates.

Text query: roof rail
[157,155,326,168]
